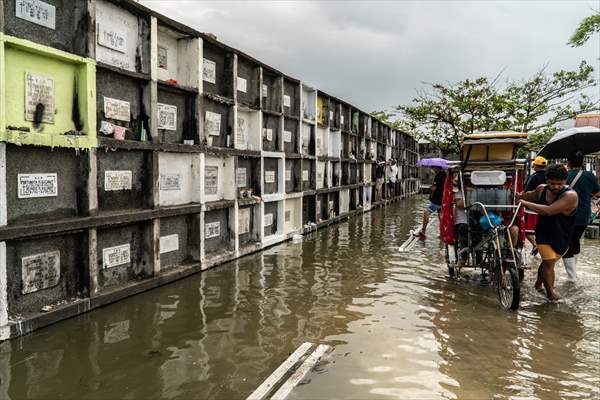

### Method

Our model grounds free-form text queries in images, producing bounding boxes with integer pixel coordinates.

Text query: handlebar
[465,202,523,230]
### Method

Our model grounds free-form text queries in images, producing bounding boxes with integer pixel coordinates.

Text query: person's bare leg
[419,210,431,235]
[534,263,543,291]
[541,260,559,300]
[526,234,536,248]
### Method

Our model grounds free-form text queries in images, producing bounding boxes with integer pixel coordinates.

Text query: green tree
[387,62,596,155]
[568,12,600,47]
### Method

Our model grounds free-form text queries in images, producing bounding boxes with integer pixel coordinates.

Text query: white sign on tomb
[105,170,132,191]
[103,244,131,269]
[204,166,219,195]
[205,221,221,239]
[160,234,179,254]
[104,97,131,122]
[157,103,177,131]
[25,72,55,124]
[18,173,57,199]
[21,250,60,294]
[16,0,56,30]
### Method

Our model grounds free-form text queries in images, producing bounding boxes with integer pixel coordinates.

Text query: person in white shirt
[387,159,398,199]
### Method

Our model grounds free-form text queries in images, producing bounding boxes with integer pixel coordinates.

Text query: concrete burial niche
[317,193,328,221]
[340,104,350,132]
[6,232,84,316]
[202,40,234,99]
[357,161,364,183]
[95,0,151,74]
[262,67,281,113]
[263,157,282,195]
[5,145,84,224]
[329,191,339,218]
[283,118,299,154]
[238,203,260,249]
[262,200,280,238]
[284,197,302,235]
[285,159,301,193]
[340,189,349,215]
[364,163,372,184]
[316,160,327,190]
[203,154,235,203]
[350,163,358,185]
[236,156,261,198]
[341,132,350,159]
[329,98,340,131]
[97,148,152,212]
[331,161,340,187]
[159,214,200,270]
[349,188,358,211]
[236,55,260,108]
[357,186,364,208]
[203,207,235,258]
[350,135,358,159]
[377,143,385,160]
[157,24,200,89]
[358,137,366,160]
[316,126,328,157]
[262,113,281,152]
[302,194,316,226]
[96,68,149,142]
[364,185,372,209]
[317,94,329,127]
[283,78,300,117]
[359,113,369,137]
[158,152,201,206]
[301,159,316,191]
[326,160,333,188]
[328,129,341,158]
[1,34,96,148]
[341,161,349,185]
[203,98,233,148]
[301,85,316,122]
[157,85,197,144]
[235,108,261,151]
[301,123,315,156]
[3,0,90,56]
[351,110,359,134]
[97,221,152,290]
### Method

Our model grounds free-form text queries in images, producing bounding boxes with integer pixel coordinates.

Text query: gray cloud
[141,0,599,113]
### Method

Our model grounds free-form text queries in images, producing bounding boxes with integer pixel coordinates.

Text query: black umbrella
[538,126,600,159]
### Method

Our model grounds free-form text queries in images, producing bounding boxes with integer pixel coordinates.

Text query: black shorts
[564,225,587,258]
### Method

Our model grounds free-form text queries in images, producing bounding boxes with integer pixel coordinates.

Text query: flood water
[0,198,598,400]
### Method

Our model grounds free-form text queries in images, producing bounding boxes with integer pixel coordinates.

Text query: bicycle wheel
[497,265,520,310]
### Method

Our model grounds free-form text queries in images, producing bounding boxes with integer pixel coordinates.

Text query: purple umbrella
[417,158,448,168]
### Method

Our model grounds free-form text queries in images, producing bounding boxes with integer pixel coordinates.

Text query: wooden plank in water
[270,344,331,400]
[246,342,314,400]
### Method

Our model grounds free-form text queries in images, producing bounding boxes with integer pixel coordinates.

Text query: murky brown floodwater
[0,197,598,400]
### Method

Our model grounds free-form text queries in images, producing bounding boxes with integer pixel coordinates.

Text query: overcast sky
[140,1,599,113]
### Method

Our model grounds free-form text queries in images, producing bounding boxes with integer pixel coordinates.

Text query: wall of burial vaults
[0,0,420,340]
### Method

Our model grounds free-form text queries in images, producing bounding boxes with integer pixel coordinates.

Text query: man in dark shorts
[416,166,446,238]
[374,156,386,205]
[524,156,547,254]
[562,151,600,281]
[519,164,578,301]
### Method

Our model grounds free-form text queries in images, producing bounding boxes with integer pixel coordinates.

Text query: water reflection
[0,197,597,400]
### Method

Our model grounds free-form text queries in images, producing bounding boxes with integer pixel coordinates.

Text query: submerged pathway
[0,198,598,399]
